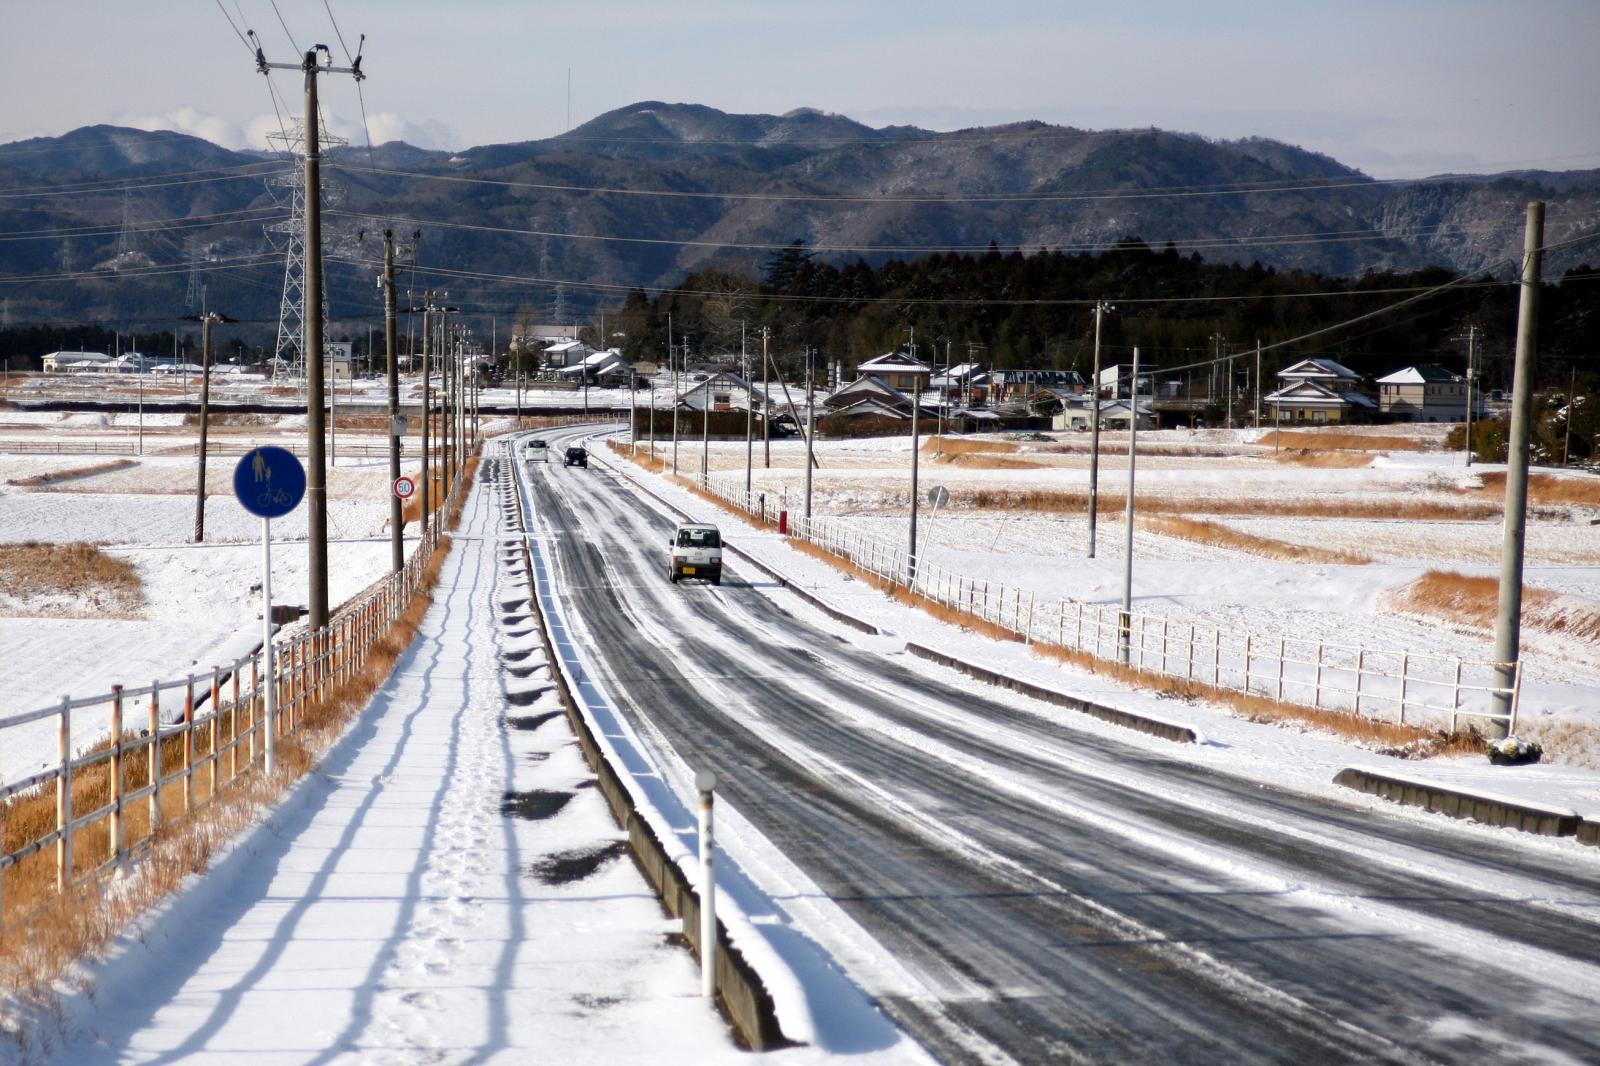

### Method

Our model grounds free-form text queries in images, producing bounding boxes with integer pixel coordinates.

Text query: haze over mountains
[2,101,1596,330]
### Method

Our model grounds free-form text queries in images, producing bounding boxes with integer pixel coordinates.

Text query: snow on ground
[595,439,1600,825]
[0,536,400,785]
[611,429,1600,762]
[34,448,929,1066]
[0,425,414,784]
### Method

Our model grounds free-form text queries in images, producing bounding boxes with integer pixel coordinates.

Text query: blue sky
[3,0,1597,177]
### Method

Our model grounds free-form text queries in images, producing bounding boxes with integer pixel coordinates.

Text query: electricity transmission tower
[264,122,345,384]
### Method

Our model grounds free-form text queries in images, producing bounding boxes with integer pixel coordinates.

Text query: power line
[0,252,282,285]
[322,0,356,63]
[0,162,291,201]
[328,160,1523,206]
[268,0,300,53]
[0,206,288,242]
[212,0,254,52]
[326,207,1515,257]
[331,253,1519,309]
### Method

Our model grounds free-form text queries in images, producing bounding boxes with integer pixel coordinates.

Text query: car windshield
[528,441,546,448]
[677,528,720,548]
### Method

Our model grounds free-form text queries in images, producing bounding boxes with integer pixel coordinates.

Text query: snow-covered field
[631,427,1600,762]
[0,420,414,785]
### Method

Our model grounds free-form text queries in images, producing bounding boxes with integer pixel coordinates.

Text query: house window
[713,392,731,411]
[1312,410,1326,423]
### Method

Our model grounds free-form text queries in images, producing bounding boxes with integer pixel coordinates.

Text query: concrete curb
[1333,766,1587,839]
[505,452,789,1050]
[904,643,1201,744]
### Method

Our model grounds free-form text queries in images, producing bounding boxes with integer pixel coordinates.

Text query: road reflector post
[778,510,788,535]
[696,768,718,1000]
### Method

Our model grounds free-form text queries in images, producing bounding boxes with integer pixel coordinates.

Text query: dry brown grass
[1140,515,1371,565]
[608,440,670,474]
[941,454,1051,470]
[786,540,1028,643]
[1470,471,1600,508]
[1257,430,1429,452]
[0,543,141,613]
[1032,642,1481,753]
[5,460,135,487]
[1387,570,1600,644]
[399,451,481,526]
[0,491,467,1028]
[923,437,1021,456]
[964,487,1506,522]
[1271,449,1374,469]
[921,437,1049,469]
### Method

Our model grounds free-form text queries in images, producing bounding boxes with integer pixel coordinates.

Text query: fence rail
[0,451,474,929]
[684,467,1519,735]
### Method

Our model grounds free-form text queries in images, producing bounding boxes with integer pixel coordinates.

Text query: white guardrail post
[696,768,718,1000]
[57,696,71,891]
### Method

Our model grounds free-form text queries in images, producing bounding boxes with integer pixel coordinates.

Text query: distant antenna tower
[115,190,135,258]
[185,236,208,310]
[264,121,345,380]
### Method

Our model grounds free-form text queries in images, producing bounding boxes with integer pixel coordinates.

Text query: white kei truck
[668,523,723,585]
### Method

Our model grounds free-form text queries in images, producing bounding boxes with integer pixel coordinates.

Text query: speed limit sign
[392,475,416,500]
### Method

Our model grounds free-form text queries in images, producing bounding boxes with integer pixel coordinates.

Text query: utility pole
[420,300,431,535]
[1254,339,1262,429]
[700,362,710,487]
[761,326,771,468]
[1464,324,1479,466]
[804,349,815,520]
[1489,201,1545,737]
[743,323,753,497]
[193,313,218,543]
[383,231,402,573]
[1225,341,1234,430]
[1087,299,1107,557]
[1120,346,1141,665]
[1562,365,1577,466]
[253,36,366,633]
[671,319,681,476]
[440,309,452,499]
[908,374,921,586]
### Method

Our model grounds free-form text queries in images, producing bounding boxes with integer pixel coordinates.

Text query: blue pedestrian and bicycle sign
[234,446,306,518]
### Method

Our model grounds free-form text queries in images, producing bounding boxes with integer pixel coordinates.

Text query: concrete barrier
[1333,766,1583,838]
[508,458,789,1050]
[904,643,1200,744]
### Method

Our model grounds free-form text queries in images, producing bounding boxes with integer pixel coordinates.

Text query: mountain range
[1,102,1596,335]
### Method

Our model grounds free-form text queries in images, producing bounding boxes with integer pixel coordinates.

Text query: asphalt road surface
[516,429,1600,1066]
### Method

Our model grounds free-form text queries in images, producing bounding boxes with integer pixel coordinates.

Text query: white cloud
[121,107,248,149]
[347,112,456,151]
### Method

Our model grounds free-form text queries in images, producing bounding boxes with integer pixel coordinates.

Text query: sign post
[234,447,306,775]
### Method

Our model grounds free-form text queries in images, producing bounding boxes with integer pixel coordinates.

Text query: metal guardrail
[0,451,475,928]
[681,464,1520,735]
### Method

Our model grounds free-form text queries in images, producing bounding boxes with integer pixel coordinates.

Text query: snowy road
[524,427,1600,1065]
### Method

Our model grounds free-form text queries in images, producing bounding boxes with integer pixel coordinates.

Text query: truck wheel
[669,570,679,584]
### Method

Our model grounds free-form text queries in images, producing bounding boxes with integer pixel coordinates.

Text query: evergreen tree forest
[602,240,1599,393]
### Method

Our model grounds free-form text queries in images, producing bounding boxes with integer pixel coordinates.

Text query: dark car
[564,446,588,468]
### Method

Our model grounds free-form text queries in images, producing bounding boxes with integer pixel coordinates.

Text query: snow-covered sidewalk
[40,470,747,1064]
